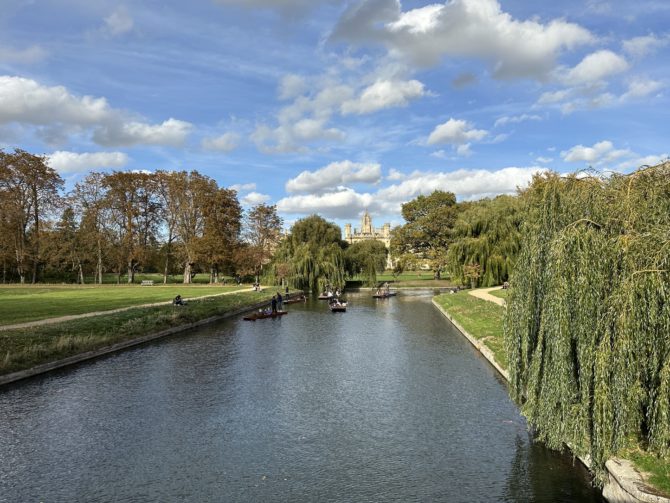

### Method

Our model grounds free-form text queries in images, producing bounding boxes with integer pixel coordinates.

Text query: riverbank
[433,290,670,503]
[0,290,273,384]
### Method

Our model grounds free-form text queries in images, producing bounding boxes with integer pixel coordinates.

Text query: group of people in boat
[375,282,391,296]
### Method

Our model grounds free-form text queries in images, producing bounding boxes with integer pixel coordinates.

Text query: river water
[0,291,603,502]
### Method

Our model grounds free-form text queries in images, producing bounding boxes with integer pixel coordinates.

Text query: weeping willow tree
[446,195,522,287]
[505,162,670,480]
[268,215,347,293]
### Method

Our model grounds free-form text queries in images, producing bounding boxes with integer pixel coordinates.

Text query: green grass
[626,450,670,497]
[489,288,508,299]
[0,290,272,376]
[0,284,248,325]
[434,291,507,369]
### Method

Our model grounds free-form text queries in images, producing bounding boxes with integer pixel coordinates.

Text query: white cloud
[0,45,47,64]
[377,166,544,202]
[277,187,375,219]
[616,154,669,171]
[331,0,594,80]
[279,74,308,100]
[230,183,257,192]
[536,156,553,164]
[0,76,112,126]
[621,77,664,101]
[341,79,427,114]
[286,160,382,193]
[202,132,240,152]
[93,118,192,147]
[103,7,134,36]
[623,34,669,58]
[387,168,405,181]
[427,118,487,145]
[47,151,128,174]
[564,50,629,85]
[494,114,542,128]
[277,166,545,218]
[0,76,192,147]
[242,192,271,206]
[561,140,632,165]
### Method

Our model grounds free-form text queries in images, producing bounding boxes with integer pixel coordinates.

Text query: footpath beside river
[433,289,670,503]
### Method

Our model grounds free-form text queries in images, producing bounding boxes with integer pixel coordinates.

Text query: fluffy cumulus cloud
[331,0,594,80]
[278,166,545,218]
[47,151,129,174]
[93,118,192,147]
[561,140,631,163]
[0,76,192,147]
[286,160,382,193]
[427,118,487,146]
[277,187,376,219]
[201,132,240,152]
[621,78,664,101]
[561,141,668,171]
[0,76,112,126]
[242,191,271,206]
[564,50,629,85]
[229,182,257,193]
[341,79,427,114]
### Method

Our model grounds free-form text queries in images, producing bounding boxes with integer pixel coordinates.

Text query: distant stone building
[343,211,393,269]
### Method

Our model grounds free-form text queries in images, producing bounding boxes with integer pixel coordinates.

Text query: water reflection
[0,292,603,502]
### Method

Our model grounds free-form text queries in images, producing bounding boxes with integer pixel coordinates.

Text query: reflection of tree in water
[503,433,606,503]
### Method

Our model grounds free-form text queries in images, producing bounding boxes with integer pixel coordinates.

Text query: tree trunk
[127,261,134,283]
[183,262,192,284]
[96,238,103,284]
[78,261,85,284]
[163,237,172,284]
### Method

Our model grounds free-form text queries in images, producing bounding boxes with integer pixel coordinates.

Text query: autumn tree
[199,188,242,283]
[243,203,283,282]
[0,149,63,283]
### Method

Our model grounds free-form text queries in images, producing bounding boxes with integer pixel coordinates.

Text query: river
[0,291,604,502]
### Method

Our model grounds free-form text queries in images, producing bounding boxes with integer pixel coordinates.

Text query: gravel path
[468,286,506,306]
[0,288,254,332]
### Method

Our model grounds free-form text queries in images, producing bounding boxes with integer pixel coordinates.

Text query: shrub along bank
[0,290,271,377]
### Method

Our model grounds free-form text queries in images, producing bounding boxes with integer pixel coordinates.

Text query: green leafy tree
[243,203,283,283]
[345,240,388,286]
[272,215,347,292]
[391,190,459,279]
[505,163,670,480]
[446,195,522,287]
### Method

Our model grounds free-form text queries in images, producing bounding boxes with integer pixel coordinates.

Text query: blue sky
[1,0,668,228]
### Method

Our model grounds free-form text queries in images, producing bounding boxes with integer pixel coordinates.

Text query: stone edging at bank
[431,297,670,503]
[0,299,271,387]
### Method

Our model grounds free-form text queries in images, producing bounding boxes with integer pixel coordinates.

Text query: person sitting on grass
[173,294,185,306]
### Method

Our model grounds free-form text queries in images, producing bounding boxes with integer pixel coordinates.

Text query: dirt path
[0,288,256,332]
[468,286,506,306]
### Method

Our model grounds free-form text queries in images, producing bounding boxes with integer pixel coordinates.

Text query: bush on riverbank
[0,290,270,376]
[505,162,670,480]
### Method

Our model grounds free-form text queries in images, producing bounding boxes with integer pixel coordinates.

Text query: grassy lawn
[434,291,507,370]
[489,288,508,299]
[350,272,458,288]
[0,290,272,376]
[626,450,670,497]
[0,284,249,325]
